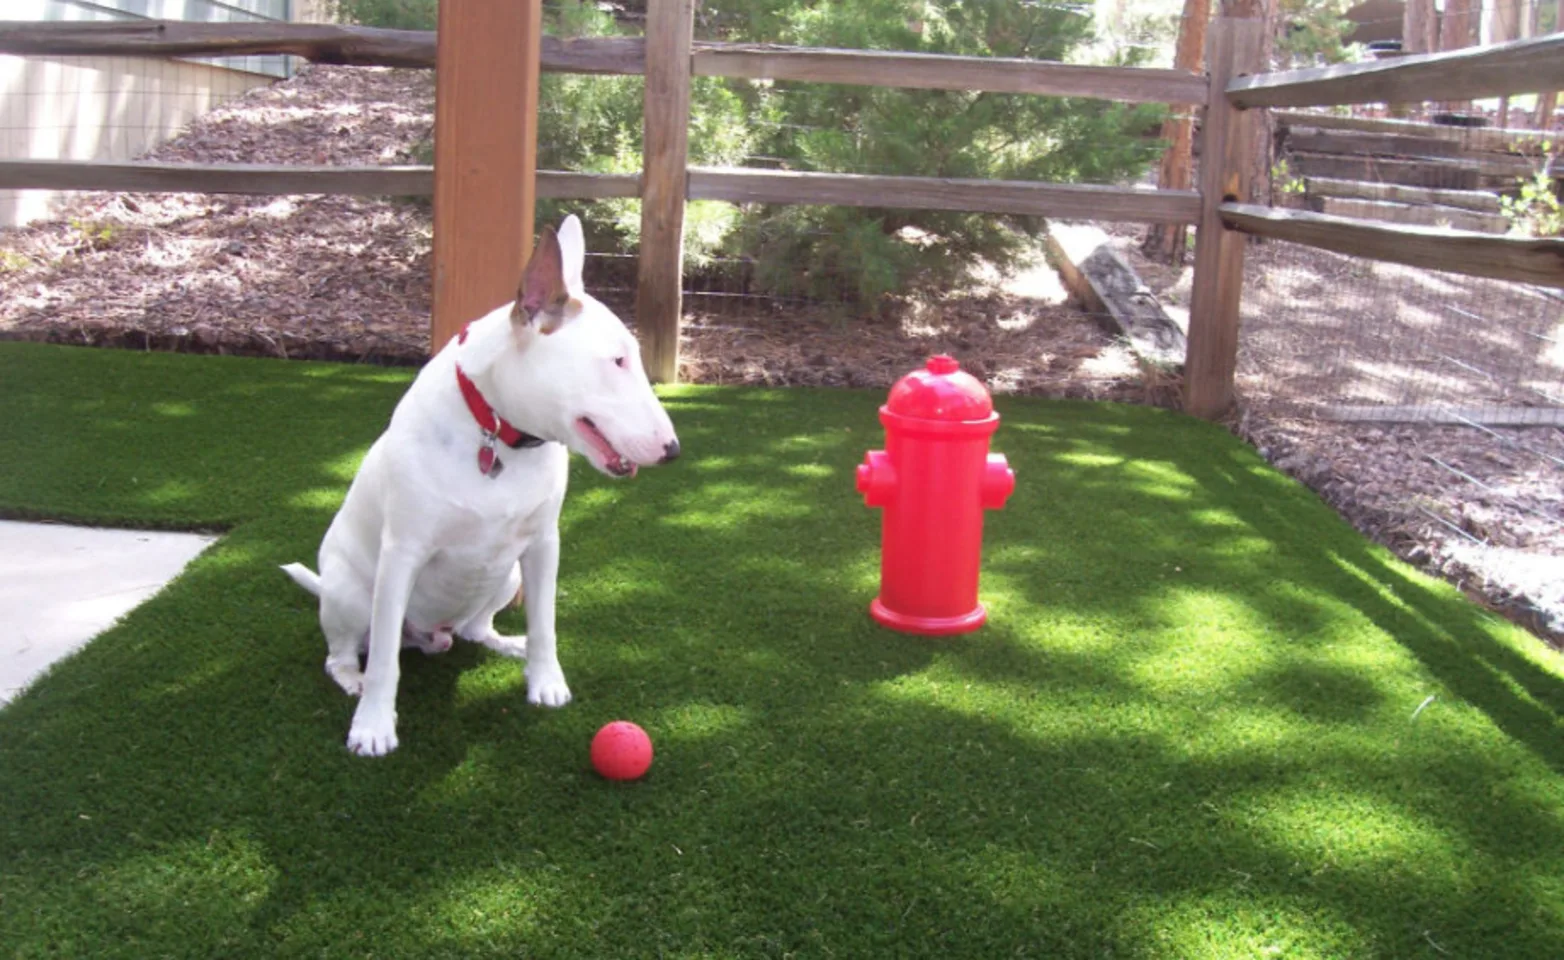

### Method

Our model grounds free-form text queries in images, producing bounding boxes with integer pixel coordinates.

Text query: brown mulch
[0,64,1558,646]
[0,67,438,363]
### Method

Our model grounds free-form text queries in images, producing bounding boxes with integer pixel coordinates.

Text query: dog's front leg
[347,545,423,756]
[520,531,571,707]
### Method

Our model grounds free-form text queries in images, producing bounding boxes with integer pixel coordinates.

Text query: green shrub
[330,0,437,31]
[532,3,759,268]
[1277,0,1361,66]
[709,0,1167,305]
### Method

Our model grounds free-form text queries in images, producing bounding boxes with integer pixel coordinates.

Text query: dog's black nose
[661,439,681,463]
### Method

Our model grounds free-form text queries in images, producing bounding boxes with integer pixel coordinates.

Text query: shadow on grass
[1,342,1561,958]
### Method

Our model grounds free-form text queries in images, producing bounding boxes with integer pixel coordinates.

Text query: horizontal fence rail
[0,160,437,196]
[0,160,638,199]
[688,169,1201,223]
[0,21,1205,104]
[1227,32,1564,109]
[0,160,1200,223]
[693,45,1207,104]
[1219,204,1564,289]
[0,20,443,68]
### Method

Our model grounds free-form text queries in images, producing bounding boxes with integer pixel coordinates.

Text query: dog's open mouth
[575,417,637,477]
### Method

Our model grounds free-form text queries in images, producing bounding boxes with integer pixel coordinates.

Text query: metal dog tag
[478,434,504,478]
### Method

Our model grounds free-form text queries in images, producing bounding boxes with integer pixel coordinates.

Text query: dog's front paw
[525,662,572,707]
[346,704,399,756]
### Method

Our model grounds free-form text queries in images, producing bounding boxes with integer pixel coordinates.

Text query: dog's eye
[614,356,628,369]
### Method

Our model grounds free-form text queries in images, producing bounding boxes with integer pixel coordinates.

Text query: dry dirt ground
[0,64,1558,646]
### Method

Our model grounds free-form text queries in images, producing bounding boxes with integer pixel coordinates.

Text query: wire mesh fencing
[0,0,305,229]
[0,53,271,228]
[1234,237,1564,425]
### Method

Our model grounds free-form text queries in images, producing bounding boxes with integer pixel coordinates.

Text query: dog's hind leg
[459,561,527,659]
[309,546,373,696]
[318,582,370,697]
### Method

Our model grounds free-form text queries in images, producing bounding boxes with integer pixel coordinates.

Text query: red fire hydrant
[856,355,1015,635]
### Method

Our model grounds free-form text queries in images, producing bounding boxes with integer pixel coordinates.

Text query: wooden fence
[0,14,1562,420]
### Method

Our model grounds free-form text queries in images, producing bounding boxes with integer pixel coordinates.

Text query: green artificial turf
[2,340,1562,959]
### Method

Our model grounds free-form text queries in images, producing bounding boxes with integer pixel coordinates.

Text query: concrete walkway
[0,520,217,706]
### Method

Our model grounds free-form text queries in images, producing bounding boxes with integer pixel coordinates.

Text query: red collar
[454,324,544,449]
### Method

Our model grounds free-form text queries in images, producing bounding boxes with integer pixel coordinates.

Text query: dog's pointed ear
[513,225,577,335]
[557,214,586,297]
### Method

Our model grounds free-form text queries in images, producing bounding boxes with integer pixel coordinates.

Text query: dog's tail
[280,562,322,597]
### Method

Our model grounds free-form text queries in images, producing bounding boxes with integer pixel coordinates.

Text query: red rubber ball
[591,721,653,781]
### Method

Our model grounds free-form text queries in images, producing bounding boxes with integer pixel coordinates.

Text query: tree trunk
[1439,0,1478,113]
[1440,0,1478,48]
[1403,0,1437,54]
[1527,2,1555,131]
[1142,0,1210,263]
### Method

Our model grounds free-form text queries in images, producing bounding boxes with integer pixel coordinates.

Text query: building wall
[1,0,334,228]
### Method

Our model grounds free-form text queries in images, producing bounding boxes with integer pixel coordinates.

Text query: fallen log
[1044,223,1187,370]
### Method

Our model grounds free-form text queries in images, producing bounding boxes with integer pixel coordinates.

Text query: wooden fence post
[1184,16,1264,420]
[636,0,695,384]
[430,0,542,354]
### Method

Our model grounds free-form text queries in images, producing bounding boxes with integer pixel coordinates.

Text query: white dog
[282,215,679,757]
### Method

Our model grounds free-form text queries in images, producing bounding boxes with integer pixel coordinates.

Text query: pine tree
[711,0,1170,304]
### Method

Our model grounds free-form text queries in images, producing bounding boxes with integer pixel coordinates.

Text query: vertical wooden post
[430,0,543,354]
[1184,17,1263,421]
[1217,0,1271,205]
[636,0,695,384]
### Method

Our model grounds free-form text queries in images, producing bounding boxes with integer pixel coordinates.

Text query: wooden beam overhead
[1227,33,1564,109]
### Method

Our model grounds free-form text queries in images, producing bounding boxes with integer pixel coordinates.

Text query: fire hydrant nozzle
[856,451,897,507]
[856,355,1015,636]
[983,454,1015,510]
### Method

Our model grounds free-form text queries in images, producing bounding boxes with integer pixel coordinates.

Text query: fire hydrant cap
[885,355,994,422]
